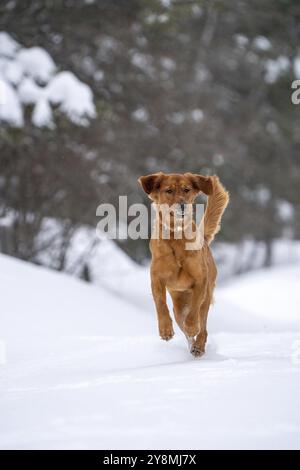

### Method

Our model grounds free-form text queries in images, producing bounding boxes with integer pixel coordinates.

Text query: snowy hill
[0,254,300,449]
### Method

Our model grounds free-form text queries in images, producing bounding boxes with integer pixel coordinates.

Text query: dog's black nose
[180,203,185,213]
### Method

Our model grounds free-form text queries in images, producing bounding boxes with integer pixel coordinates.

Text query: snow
[166,109,204,125]
[234,34,249,48]
[18,77,43,104]
[3,60,23,85]
[29,219,137,278]
[253,35,272,51]
[16,47,56,84]
[46,71,96,125]
[160,57,176,71]
[265,56,290,84]
[190,108,204,122]
[132,107,149,122]
[0,79,23,127]
[131,52,153,71]
[157,14,169,23]
[32,98,53,128]
[160,0,172,7]
[294,57,300,79]
[0,32,20,58]
[212,153,224,166]
[218,266,300,328]
[277,200,294,222]
[0,32,96,127]
[0,253,300,449]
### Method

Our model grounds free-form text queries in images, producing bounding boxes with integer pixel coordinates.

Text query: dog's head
[138,172,212,230]
[139,172,212,212]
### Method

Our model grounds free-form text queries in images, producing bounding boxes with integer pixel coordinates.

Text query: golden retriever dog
[138,172,229,357]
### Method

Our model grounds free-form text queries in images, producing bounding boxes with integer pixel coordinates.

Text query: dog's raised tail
[204,176,229,245]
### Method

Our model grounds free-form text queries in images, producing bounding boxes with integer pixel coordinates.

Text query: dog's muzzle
[176,203,186,218]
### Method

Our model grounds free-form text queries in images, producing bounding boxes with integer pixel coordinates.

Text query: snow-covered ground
[0,253,300,450]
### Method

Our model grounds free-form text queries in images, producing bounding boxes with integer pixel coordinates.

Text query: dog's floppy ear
[184,173,213,195]
[138,172,164,194]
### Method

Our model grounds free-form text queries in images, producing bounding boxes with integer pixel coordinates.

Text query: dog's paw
[190,345,205,358]
[159,322,174,341]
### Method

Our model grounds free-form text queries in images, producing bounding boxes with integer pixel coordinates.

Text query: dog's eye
[183,188,190,193]
[165,189,173,194]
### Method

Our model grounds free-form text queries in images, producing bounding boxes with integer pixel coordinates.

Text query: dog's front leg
[151,277,174,341]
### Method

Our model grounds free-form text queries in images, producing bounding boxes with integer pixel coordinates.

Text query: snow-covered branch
[0,32,96,128]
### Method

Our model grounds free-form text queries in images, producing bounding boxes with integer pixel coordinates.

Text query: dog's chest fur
[169,240,186,268]
[151,238,203,291]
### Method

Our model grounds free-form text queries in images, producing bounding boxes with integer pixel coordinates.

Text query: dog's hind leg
[169,290,193,347]
[190,294,212,357]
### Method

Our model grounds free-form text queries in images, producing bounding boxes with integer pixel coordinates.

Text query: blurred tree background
[1,0,300,274]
